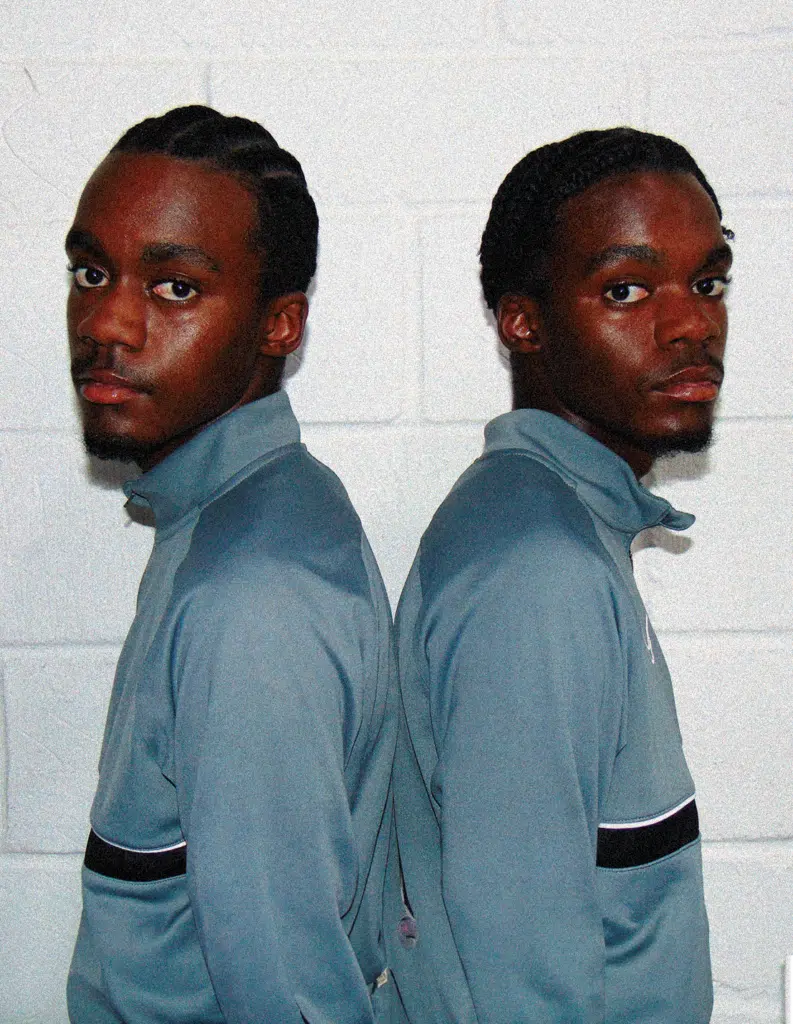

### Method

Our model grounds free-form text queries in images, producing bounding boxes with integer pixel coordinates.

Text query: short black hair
[480,126,727,313]
[111,105,318,302]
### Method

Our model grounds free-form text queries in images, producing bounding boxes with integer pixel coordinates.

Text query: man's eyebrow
[697,243,733,274]
[141,243,221,272]
[584,244,661,275]
[65,228,105,260]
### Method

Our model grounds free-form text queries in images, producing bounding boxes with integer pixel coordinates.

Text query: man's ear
[497,294,542,354]
[259,292,309,357]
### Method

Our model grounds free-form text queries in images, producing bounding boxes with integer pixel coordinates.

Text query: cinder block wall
[1,3,791,1020]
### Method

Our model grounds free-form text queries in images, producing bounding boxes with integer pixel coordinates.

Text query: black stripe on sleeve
[84,829,187,882]
[596,800,699,869]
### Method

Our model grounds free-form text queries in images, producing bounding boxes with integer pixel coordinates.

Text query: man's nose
[655,289,724,351]
[74,282,147,351]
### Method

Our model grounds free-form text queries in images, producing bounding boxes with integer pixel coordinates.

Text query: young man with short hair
[387,127,731,1023]
[66,105,396,1024]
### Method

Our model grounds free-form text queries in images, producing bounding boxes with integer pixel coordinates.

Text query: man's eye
[151,280,198,302]
[70,265,108,289]
[694,276,731,298]
[604,282,649,304]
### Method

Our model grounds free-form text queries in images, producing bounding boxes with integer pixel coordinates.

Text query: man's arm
[172,570,377,1024]
[424,535,625,1023]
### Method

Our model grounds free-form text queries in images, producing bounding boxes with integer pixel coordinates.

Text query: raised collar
[123,391,300,531]
[483,409,694,537]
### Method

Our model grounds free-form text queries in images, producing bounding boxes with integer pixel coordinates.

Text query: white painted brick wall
[717,203,793,418]
[419,210,509,422]
[635,422,793,632]
[644,47,793,197]
[4,649,117,852]
[0,3,790,1020]
[500,0,793,42]
[0,857,83,1021]
[0,435,151,645]
[287,206,412,423]
[664,635,793,842]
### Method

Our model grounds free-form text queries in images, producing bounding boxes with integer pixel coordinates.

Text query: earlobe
[497,294,542,354]
[259,292,308,357]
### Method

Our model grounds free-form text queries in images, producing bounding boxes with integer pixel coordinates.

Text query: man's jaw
[637,422,714,460]
[83,428,160,465]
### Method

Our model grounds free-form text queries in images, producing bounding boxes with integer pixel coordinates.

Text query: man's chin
[84,431,160,465]
[640,424,714,460]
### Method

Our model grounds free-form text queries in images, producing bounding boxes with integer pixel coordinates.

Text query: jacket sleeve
[171,568,376,1024]
[423,534,625,1024]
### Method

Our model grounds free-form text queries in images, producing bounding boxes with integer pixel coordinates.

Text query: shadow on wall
[634,448,712,556]
[83,455,156,528]
[283,276,317,384]
[478,293,512,373]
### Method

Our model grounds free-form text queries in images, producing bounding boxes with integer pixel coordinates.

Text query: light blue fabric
[68,391,398,1024]
[386,409,712,1024]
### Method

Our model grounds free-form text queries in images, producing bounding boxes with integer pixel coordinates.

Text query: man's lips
[74,370,149,405]
[652,365,723,403]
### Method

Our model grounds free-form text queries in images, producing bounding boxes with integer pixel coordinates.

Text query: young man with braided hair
[66,106,396,1023]
[387,127,732,1022]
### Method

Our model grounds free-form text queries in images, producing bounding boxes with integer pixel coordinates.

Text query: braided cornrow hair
[111,105,318,302]
[480,127,727,313]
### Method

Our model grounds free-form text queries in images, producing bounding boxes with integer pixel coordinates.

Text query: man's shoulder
[420,447,604,581]
[180,445,372,593]
[211,444,358,541]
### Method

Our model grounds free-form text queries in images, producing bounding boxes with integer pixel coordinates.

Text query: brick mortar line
[0,421,412,438]
[0,44,790,93]
[703,838,793,855]
[1,842,791,865]
[11,414,789,431]
[316,416,793,430]
[0,665,6,846]
[12,195,793,220]
[0,643,122,652]
[5,39,788,67]
[1,633,790,653]
[654,629,793,637]
[0,851,82,869]
[120,39,793,61]
[2,418,792,441]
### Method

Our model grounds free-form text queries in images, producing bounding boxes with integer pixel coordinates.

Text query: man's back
[69,392,397,1022]
[387,409,710,1023]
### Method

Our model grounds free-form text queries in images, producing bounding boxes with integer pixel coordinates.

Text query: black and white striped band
[84,829,187,882]
[596,797,699,869]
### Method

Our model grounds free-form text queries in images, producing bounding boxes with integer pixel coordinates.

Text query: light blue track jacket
[386,409,712,1024]
[68,391,397,1024]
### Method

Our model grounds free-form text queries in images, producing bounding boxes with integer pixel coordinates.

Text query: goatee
[641,423,714,460]
[84,430,159,466]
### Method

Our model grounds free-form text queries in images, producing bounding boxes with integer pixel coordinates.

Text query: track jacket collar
[123,390,300,530]
[484,409,694,536]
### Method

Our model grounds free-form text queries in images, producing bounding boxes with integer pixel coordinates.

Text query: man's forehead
[68,152,260,261]
[76,152,254,222]
[552,170,727,265]
[583,244,662,276]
